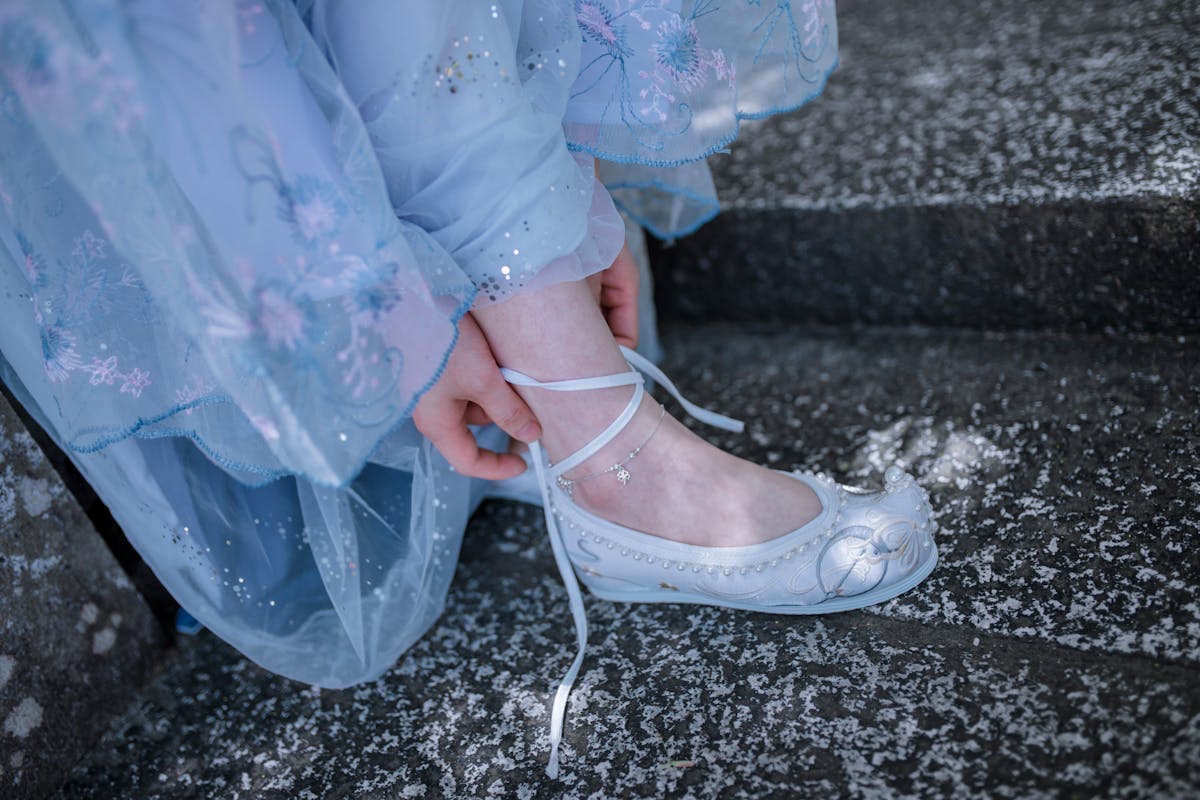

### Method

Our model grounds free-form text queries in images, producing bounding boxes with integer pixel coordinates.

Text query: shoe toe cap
[828,470,936,590]
[819,534,888,596]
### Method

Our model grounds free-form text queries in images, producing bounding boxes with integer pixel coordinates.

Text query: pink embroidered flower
[87,355,119,385]
[577,1,630,58]
[120,368,151,398]
[255,286,307,350]
[711,48,733,83]
[72,229,107,261]
[175,380,216,414]
[118,267,142,289]
[577,2,618,44]
[801,0,829,49]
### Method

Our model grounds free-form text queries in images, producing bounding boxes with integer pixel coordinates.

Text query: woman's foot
[473,279,821,548]
[552,394,822,547]
[498,337,937,611]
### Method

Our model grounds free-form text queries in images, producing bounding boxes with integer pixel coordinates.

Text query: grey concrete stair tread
[659,324,1200,666]
[53,575,1200,799]
[651,0,1199,333]
[0,393,164,800]
[718,1,1197,209]
[58,325,1199,797]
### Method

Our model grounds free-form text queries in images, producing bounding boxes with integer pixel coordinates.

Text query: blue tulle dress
[0,0,836,687]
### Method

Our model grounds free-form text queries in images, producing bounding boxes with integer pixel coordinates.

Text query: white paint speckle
[80,603,99,625]
[18,476,54,517]
[4,555,62,579]
[0,656,13,690]
[0,467,16,524]
[3,697,43,738]
[13,428,43,467]
[93,628,117,654]
[108,569,134,590]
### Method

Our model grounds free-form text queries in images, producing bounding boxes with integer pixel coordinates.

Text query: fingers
[411,312,543,480]
[414,400,528,481]
[462,387,543,442]
[601,283,638,348]
[598,242,640,348]
[471,370,542,444]
[464,403,490,427]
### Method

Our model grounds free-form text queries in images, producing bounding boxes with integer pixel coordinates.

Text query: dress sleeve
[0,0,476,486]
[308,0,626,304]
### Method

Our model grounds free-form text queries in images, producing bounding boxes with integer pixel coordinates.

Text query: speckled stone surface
[651,0,1200,333]
[0,394,164,799]
[660,325,1200,667]
[56,325,1200,799]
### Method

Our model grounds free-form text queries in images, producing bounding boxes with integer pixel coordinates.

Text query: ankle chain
[555,405,666,497]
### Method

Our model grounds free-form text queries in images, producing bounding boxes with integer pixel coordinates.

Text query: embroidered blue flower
[653,16,705,91]
[39,321,81,382]
[353,281,404,322]
[280,176,348,246]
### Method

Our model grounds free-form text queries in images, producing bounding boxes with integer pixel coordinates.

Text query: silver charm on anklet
[556,406,665,497]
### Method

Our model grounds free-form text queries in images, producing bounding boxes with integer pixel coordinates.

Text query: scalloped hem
[60,288,476,491]
[605,178,721,241]
[565,55,839,171]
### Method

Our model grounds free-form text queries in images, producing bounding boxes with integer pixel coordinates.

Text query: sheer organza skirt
[0,0,836,686]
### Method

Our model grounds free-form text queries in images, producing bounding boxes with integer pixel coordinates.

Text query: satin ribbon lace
[501,346,743,778]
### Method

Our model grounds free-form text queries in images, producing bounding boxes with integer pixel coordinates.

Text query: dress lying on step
[0,0,837,687]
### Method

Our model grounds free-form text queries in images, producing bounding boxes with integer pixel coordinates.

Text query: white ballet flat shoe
[556,465,936,613]
[501,347,938,777]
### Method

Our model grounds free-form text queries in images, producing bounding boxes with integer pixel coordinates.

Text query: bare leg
[473,279,821,547]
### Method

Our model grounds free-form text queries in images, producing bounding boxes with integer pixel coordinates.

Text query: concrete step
[57,323,1200,798]
[650,0,1199,334]
[0,393,165,800]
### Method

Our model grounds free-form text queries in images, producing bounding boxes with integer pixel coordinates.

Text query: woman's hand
[413,313,541,480]
[587,240,640,348]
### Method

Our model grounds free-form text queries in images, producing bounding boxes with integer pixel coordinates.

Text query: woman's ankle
[471,277,825,548]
